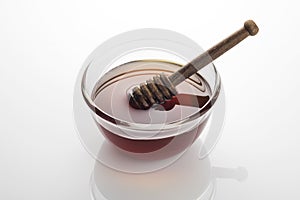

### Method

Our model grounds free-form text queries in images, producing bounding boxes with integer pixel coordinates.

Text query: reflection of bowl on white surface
[90,140,248,200]
[91,141,213,200]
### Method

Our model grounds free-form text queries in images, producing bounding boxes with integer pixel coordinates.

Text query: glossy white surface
[1,0,300,199]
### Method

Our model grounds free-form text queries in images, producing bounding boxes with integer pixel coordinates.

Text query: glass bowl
[81,50,220,159]
[74,28,225,172]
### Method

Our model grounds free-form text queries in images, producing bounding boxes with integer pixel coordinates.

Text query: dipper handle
[169,20,259,86]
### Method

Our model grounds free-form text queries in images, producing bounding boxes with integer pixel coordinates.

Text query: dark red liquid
[92,60,211,157]
[97,118,208,158]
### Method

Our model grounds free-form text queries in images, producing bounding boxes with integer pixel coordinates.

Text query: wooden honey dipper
[129,20,259,109]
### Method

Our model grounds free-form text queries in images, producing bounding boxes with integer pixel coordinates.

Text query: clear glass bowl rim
[81,59,221,131]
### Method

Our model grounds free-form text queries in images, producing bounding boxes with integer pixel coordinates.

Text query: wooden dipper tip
[244,20,259,36]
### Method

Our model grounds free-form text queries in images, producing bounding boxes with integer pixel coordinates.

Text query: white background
[1,0,299,199]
